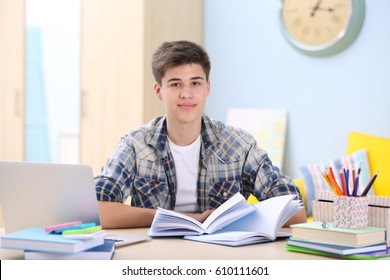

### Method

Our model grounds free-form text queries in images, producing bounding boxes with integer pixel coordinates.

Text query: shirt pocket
[132,176,170,209]
[208,180,241,209]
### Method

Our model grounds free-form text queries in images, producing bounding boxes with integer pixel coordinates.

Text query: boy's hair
[152,40,211,85]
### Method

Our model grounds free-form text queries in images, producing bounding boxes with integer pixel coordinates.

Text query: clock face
[280,0,365,56]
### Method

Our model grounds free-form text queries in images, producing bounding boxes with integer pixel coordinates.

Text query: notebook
[0,161,149,247]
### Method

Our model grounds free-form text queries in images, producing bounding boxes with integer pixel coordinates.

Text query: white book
[148,192,256,236]
[184,194,303,246]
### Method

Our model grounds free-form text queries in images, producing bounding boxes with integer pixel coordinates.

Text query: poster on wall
[226,108,288,170]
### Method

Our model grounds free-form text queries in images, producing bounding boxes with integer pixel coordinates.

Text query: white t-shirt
[168,135,201,212]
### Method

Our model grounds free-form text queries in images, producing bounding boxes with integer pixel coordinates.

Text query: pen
[322,171,338,195]
[353,163,362,197]
[340,169,347,196]
[344,167,350,196]
[361,171,379,196]
[323,169,343,196]
[351,166,356,195]
[328,166,344,195]
[328,165,337,185]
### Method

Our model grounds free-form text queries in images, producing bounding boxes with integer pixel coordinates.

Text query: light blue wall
[204,0,390,179]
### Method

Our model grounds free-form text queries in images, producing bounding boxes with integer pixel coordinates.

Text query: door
[0,0,25,161]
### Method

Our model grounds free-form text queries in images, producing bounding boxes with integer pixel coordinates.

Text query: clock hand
[311,0,323,17]
[316,7,334,12]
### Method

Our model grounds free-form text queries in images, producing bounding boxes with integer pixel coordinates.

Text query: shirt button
[223,191,228,197]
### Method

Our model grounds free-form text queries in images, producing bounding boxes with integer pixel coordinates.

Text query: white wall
[204,0,390,178]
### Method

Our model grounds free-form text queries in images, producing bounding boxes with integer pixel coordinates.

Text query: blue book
[24,239,115,260]
[0,227,105,253]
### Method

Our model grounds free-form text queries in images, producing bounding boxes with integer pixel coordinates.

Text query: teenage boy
[95,40,307,228]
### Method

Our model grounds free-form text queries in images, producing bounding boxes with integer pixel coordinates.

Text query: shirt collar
[145,114,239,163]
[144,116,169,158]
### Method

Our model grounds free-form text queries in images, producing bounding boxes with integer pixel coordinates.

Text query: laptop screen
[0,161,101,234]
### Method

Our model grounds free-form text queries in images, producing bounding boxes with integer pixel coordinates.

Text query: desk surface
[0,227,330,260]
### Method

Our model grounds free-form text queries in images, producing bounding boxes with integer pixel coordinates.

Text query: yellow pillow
[247,178,306,206]
[293,178,306,207]
[346,132,390,196]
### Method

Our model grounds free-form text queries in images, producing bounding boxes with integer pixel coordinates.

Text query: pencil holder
[333,196,369,229]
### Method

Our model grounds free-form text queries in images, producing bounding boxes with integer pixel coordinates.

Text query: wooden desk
[0,227,329,260]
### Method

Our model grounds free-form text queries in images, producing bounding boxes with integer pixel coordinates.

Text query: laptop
[0,161,149,247]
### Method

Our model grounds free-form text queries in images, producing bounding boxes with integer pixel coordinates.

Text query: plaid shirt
[95,114,302,212]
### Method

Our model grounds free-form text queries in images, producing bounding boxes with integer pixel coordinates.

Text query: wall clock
[280,0,365,56]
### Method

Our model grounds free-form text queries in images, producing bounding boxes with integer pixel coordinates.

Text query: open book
[184,194,303,246]
[148,192,256,237]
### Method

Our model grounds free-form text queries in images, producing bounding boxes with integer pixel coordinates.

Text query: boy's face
[154,63,210,127]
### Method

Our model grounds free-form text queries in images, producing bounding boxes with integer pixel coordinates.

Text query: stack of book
[285,221,389,259]
[0,221,115,260]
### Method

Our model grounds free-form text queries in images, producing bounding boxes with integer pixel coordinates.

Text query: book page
[149,192,254,236]
[205,203,255,234]
[149,208,204,235]
[202,192,253,231]
[219,194,297,239]
[184,231,272,246]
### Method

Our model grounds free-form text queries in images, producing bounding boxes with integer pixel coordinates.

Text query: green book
[287,238,387,255]
[290,222,386,247]
[285,245,390,260]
